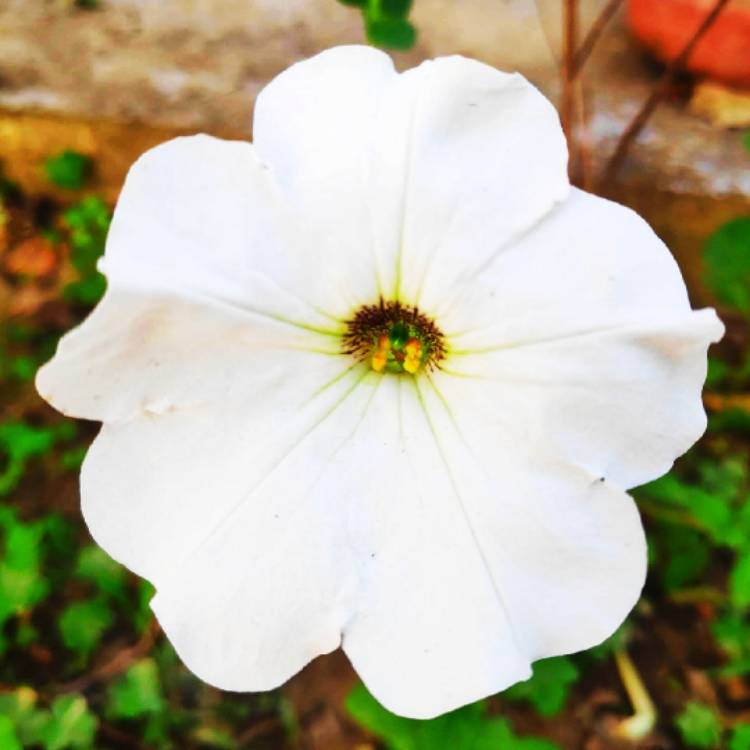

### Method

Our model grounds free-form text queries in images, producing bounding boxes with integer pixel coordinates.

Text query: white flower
[37,45,723,719]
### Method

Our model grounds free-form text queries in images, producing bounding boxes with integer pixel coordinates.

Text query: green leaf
[191,725,238,749]
[5,520,44,570]
[64,196,110,235]
[709,408,750,437]
[0,518,49,624]
[337,0,367,5]
[705,355,730,388]
[346,683,562,750]
[61,196,110,306]
[660,526,710,591]
[675,702,722,749]
[10,355,36,382]
[366,17,416,50]
[502,656,579,716]
[712,612,750,663]
[0,565,48,622]
[60,446,87,471]
[107,659,164,719]
[58,598,113,659]
[704,218,750,315]
[16,620,38,648]
[381,0,413,16]
[743,131,750,155]
[44,151,92,191]
[640,472,736,545]
[42,514,76,560]
[53,421,77,443]
[731,724,750,750]
[42,695,97,750]
[131,579,155,633]
[0,422,56,495]
[0,688,49,746]
[0,716,23,750]
[63,273,107,306]
[75,545,127,601]
[731,551,750,609]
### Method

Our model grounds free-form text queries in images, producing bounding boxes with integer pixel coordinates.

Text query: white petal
[78,359,641,718]
[77,327,365,583]
[145,372,379,690]
[99,133,342,330]
[439,188,715,344]
[253,46,397,314]
[441,316,719,490]
[95,49,569,327]
[439,189,723,489]
[335,377,645,719]
[254,46,569,311]
[145,376,527,716]
[392,56,569,309]
[99,366,376,689]
[36,289,342,423]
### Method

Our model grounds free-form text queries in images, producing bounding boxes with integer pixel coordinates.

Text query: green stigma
[342,300,446,375]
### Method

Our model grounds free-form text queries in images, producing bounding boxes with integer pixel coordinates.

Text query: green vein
[412,377,525,655]
[179,366,371,565]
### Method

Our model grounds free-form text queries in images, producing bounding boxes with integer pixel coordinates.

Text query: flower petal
[338,378,644,719]
[99,133,343,329]
[82,358,382,690]
[79,361,641,718]
[440,316,719,490]
[36,289,343,423]
[253,47,569,309]
[439,189,723,489]
[141,375,531,714]
[65,49,569,327]
[253,46,397,314]
[77,324,367,583]
[438,188,713,345]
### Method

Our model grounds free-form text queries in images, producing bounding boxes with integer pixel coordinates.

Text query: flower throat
[342,299,446,375]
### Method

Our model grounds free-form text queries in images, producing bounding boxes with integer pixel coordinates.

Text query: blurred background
[1,1,749,748]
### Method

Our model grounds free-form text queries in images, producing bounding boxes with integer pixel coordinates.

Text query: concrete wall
[0,0,559,132]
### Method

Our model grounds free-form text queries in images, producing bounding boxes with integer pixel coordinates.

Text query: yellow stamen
[403,356,419,374]
[404,338,421,358]
[402,338,422,374]
[372,350,388,373]
[371,335,391,373]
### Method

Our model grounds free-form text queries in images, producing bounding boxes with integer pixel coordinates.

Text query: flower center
[342,300,446,375]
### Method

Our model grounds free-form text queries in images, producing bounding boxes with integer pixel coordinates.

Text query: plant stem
[613,647,658,740]
[572,0,625,77]
[561,0,579,174]
[637,498,706,532]
[602,0,732,185]
[670,585,726,606]
[57,619,160,694]
[575,77,594,190]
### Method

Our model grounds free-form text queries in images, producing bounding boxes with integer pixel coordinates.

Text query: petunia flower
[37,46,723,719]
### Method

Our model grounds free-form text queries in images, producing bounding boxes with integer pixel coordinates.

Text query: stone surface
[583,24,750,198]
[1,1,748,201]
[0,0,559,132]
[690,82,750,129]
